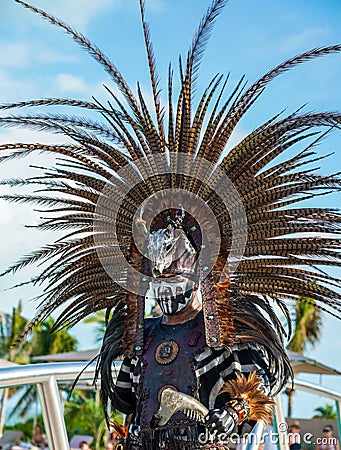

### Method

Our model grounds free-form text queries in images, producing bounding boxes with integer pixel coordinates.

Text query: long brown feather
[1,1,340,355]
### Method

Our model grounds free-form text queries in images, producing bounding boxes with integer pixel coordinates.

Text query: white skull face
[147,227,197,278]
[142,215,199,315]
[147,225,179,277]
[146,276,195,316]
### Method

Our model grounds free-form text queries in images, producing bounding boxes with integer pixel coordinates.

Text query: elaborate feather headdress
[1,0,341,394]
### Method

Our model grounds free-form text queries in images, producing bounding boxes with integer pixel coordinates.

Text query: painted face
[146,276,195,315]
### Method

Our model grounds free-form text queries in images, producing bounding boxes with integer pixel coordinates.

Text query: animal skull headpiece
[137,205,200,315]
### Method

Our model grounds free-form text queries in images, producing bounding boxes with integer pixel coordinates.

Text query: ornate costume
[1,1,341,449]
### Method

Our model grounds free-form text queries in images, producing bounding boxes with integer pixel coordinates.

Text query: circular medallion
[155,340,179,365]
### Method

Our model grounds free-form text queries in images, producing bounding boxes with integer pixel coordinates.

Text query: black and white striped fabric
[112,316,271,418]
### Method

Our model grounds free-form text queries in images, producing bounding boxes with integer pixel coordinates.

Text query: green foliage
[313,403,337,419]
[84,311,107,344]
[1,302,78,423]
[286,291,322,417]
[4,414,45,442]
[64,392,105,445]
[31,316,77,357]
[64,391,123,447]
[9,317,78,419]
[1,301,78,362]
[287,293,322,354]
[84,305,161,346]
[0,300,30,364]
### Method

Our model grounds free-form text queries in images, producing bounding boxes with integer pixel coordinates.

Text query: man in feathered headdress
[101,203,291,449]
[1,1,341,449]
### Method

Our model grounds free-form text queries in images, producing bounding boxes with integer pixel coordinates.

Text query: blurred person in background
[316,425,340,450]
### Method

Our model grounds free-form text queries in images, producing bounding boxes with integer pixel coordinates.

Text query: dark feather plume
[1,1,340,398]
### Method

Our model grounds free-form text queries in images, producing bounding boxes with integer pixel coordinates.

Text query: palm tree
[84,311,107,344]
[0,301,31,434]
[8,316,78,422]
[286,292,322,417]
[288,298,322,354]
[313,403,337,419]
[30,316,78,356]
[64,392,123,449]
[84,303,161,346]
[0,300,30,363]
[1,301,78,436]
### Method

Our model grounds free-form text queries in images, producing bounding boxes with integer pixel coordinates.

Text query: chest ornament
[155,340,179,365]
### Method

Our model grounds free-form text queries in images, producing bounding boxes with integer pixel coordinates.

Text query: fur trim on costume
[220,372,274,424]
[110,420,129,439]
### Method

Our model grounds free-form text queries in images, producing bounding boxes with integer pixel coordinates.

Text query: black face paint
[147,277,195,315]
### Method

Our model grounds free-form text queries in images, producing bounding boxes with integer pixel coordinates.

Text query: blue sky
[0,0,340,420]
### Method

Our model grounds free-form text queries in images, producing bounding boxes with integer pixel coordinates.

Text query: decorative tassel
[141,426,200,450]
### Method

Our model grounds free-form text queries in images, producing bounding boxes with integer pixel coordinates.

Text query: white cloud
[0,42,31,68]
[6,0,167,37]
[146,0,168,14]
[54,73,90,95]
[0,127,71,146]
[33,0,121,30]
[279,27,329,53]
[0,68,102,108]
[0,126,74,328]
[53,73,127,105]
[0,129,66,318]
[0,199,14,225]
[33,0,167,27]
[37,50,76,64]
[0,70,36,103]
[0,41,76,70]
